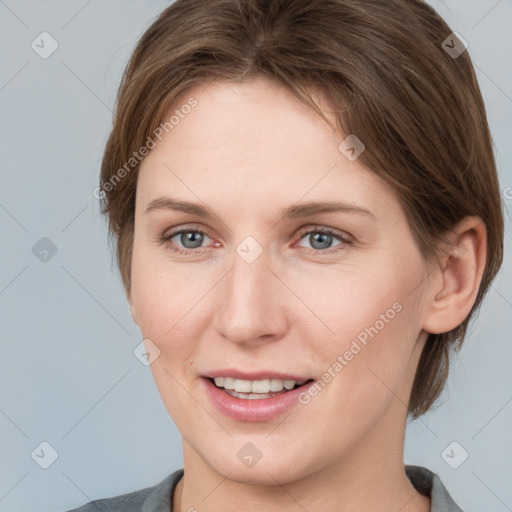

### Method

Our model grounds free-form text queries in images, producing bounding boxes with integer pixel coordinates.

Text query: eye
[294,227,353,254]
[161,226,215,254]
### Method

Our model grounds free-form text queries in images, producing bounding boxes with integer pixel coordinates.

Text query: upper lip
[203,369,314,381]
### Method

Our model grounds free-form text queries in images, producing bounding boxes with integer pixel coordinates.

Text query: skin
[128,77,487,512]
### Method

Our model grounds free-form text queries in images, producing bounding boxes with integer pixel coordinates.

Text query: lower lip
[202,377,314,422]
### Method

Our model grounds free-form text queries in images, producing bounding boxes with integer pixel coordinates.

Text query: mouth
[207,376,315,400]
[202,375,315,422]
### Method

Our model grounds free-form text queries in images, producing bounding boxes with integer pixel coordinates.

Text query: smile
[212,376,308,398]
[203,376,315,422]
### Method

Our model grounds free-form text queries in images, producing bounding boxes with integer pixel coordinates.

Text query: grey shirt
[66,465,464,511]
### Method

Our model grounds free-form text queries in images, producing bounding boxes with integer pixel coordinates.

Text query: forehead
[155,78,338,161]
[137,78,401,223]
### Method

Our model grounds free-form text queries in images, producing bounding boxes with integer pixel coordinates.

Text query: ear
[422,216,487,335]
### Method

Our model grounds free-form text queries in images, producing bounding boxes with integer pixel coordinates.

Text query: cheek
[130,261,207,422]
[131,275,202,362]
[297,263,425,400]
[131,237,206,331]
[129,245,205,382]
[289,261,417,345]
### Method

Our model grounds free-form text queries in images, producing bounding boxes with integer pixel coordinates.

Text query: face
[129,78,434,485]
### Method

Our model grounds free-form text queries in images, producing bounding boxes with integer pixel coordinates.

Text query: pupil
[311,232,332,250]
[182,231,203,249]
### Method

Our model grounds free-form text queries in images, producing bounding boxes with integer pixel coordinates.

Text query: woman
[70,0,504,510]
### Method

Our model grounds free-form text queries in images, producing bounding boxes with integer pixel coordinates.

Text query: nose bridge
[212,236,286,344]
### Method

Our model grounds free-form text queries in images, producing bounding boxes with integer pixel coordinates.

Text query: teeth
[234,379,252,393]
[222,377,235,389]
[251,379,270,393]
[213,377,308,393]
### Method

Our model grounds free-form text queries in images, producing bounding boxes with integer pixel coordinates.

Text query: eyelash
[159,224,353,256]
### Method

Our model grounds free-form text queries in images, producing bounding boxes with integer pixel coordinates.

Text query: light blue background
[0,1,510,511]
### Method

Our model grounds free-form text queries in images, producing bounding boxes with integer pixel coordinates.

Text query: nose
[211,240,289,348]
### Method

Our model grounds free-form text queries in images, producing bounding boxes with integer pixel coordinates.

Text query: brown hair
[99,0,504,418]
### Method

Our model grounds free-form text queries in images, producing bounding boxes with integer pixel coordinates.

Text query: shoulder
[65,468,184,512]
[405,465,464,512]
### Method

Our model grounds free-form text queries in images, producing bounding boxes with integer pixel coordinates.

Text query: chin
[199,442,322,487]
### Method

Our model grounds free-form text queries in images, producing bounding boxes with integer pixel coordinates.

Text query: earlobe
[422,216,487,335]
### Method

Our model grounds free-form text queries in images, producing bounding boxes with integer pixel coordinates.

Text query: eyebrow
[143,196,376,221]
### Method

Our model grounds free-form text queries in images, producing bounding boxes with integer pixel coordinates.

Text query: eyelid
[162,222,213,239]
[294,224,353,243]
